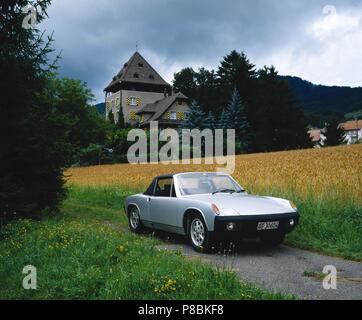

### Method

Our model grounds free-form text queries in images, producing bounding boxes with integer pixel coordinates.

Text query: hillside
[280,76,362,126]
[94,102,105,116]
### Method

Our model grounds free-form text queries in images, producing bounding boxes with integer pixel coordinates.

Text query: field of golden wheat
[66,144,362,204]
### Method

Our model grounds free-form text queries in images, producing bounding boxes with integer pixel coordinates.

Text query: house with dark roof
[104,52,190,128]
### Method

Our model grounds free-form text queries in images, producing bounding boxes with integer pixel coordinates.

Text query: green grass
[0,186,292,300]
[246,186,362,261]
[302,271,325,280]
[285,196,362,261]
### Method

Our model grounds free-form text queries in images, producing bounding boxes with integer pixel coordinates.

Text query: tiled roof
[137,92,188,123]
[104,52,169,91]
[340,120,362,131]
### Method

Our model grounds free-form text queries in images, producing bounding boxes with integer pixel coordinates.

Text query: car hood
[183,193,294,216]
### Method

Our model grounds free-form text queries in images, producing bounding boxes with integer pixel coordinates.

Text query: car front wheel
[188,215,212,253]
[128,206,144,233]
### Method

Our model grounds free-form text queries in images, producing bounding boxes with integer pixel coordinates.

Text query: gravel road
[156,239,362,300]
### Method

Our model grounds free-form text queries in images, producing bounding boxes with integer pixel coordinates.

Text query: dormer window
[134,73,139,78]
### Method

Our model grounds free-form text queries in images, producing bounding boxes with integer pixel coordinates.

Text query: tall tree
[51,77,107,149]
[204,111,216,131]
[172,50,313,153]
[225,89,250,151]
[195,68,220,114]
[184,102,206,130]
[251,66,312,152]
[217,50,257,107]
[0,1,74,218]
[325,119,345,146]
[217,110,230,129]
[172,67,197,100]
[116,109,126,129]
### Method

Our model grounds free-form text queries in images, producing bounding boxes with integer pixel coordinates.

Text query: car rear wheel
[128,206,144,233]
[260,232,285,247]
[188,215,212,253]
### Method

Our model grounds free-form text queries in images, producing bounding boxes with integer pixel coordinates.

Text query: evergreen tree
[325,119,345,146]
[217,50,256,107]
[204,111,216,131]
[172,50,313,153]
[116,109,126,129]
[225,88,250,151]
[184,102,206,129]
[251,66,312,152]
[0,1,74,218]
[217,110,230,129]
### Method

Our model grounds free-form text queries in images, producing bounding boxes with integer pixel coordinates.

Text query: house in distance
[104,52,190,128]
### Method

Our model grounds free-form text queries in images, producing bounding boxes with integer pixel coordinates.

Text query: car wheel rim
[191,218,205,247]
[130,208,140,229]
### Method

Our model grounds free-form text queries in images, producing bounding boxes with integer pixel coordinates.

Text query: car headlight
[211,203,220,215]
[289,201,297,210]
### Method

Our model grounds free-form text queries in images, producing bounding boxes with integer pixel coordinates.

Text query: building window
[129,97,137,106]
[134,73,139,78]
[184,112,190,120]
[149,74,154,80]
[138,62,144,67]
[177,100,182,105]
[170,112,177,120]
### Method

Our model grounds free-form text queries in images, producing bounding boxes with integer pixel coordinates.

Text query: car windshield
[176,173,243,195]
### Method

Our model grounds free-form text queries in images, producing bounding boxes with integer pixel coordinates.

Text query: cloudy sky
[40,0,362,103]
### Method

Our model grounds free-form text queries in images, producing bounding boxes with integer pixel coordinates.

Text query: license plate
[257,221,279,230]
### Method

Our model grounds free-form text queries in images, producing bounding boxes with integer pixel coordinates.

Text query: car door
[148,177,180,233]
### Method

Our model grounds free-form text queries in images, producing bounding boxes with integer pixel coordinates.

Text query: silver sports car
[124,172,299,252]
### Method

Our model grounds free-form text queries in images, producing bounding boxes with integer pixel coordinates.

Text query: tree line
[173,51,313,153]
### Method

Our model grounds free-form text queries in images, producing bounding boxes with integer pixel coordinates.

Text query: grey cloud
[39,0,362,102]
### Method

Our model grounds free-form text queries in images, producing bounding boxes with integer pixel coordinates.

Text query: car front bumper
[212,212,299,239]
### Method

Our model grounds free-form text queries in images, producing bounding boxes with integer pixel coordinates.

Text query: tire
[187,215,213,253]
[260,232,285,247]
[128,206,144,233]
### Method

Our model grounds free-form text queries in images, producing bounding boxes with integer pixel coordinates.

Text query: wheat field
[66,144,362,204]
